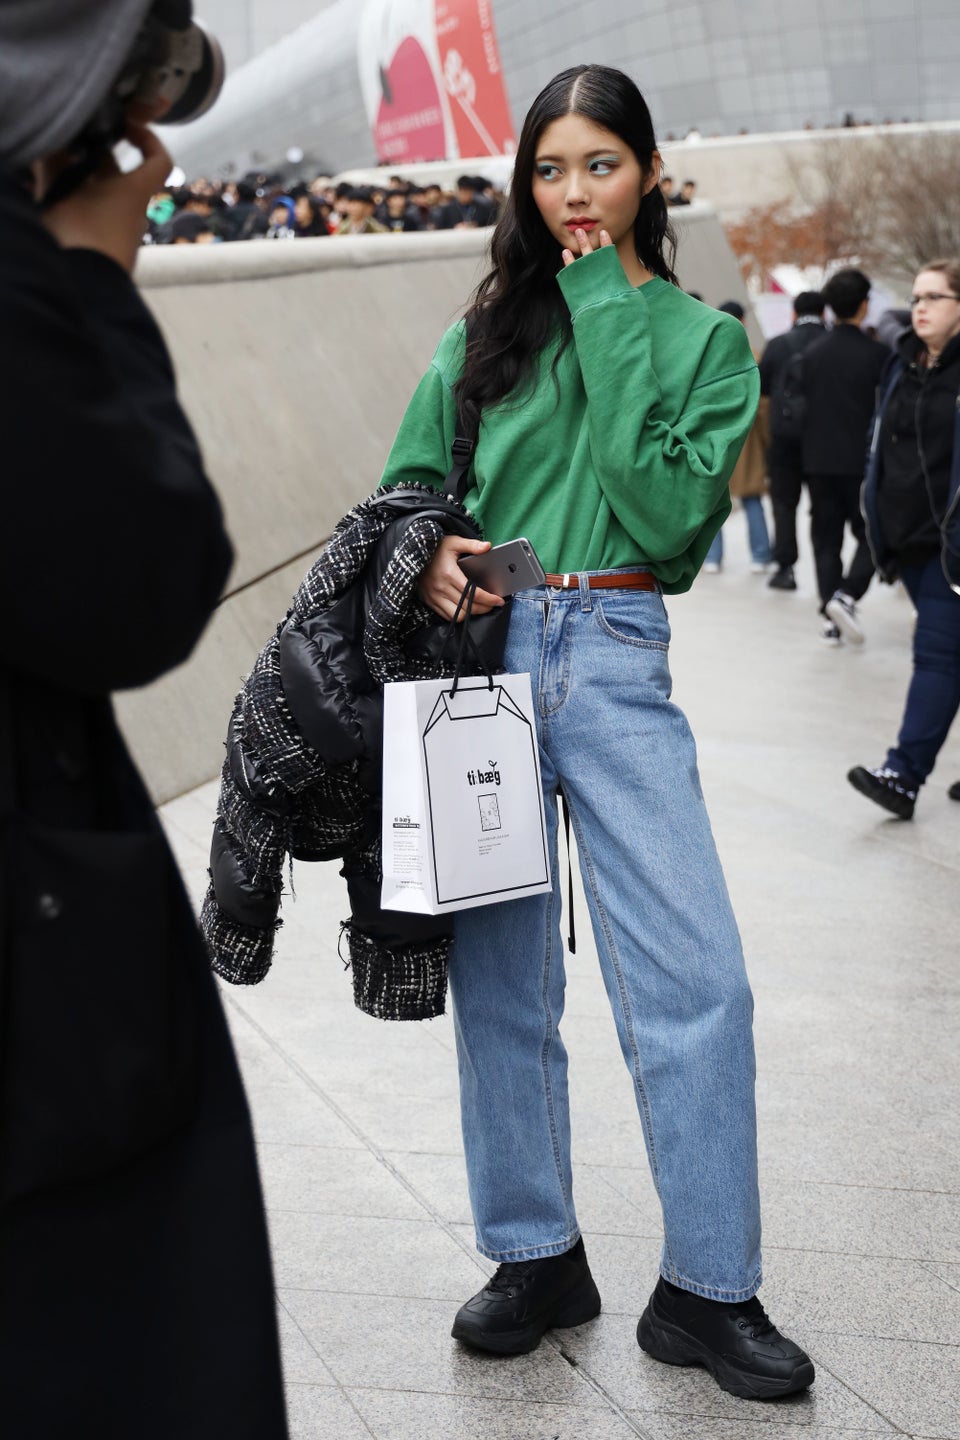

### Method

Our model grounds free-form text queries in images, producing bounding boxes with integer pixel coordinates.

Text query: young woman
[379,65,813,1401]
[850,258,960,818]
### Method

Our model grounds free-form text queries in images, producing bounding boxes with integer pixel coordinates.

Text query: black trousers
[767,456,805,569]
[806,472,875,609]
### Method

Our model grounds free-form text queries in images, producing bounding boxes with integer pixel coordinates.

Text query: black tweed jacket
[201,483,508,1020]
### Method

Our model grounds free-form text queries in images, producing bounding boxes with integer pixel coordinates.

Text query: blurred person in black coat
[801,268,888,644]
[758,290,826,591]
[0,3,287,1436]
[436,174,497,228]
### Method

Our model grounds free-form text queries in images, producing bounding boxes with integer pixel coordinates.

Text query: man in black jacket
[0,4,287,1435]
[801,269,889,643]
[759,291,826,590]
[436,174,497,228]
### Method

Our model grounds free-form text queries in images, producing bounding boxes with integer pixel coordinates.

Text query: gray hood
[0,0,155,168]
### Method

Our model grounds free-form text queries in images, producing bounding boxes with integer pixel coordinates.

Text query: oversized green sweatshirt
[378,244,759,593]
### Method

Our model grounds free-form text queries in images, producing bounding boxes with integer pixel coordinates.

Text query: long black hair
[456,65,677,428]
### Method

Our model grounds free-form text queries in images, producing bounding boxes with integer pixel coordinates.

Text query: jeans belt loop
[578,571,592,612]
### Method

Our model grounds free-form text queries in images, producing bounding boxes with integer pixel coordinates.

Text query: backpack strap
[868,352,905,459]
[443,320,478,505]
[443,431,475,505]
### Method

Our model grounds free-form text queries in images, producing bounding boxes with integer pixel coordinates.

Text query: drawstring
[560,790,576,955]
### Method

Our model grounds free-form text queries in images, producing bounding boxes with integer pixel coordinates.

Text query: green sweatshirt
[379,244,759,593]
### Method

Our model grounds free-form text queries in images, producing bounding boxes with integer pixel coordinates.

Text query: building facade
[177,0,960,178]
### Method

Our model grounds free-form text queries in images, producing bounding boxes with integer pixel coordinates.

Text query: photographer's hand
[37,121,172,276]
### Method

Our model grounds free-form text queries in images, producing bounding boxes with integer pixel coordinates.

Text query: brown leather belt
[543,570,658,592]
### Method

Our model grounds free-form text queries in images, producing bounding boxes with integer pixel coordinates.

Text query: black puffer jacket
[201,483,509,1020]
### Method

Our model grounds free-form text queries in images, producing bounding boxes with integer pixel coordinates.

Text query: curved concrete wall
[116,210,751,803]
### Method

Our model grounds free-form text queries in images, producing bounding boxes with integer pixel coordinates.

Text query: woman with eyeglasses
[848,258,960,818]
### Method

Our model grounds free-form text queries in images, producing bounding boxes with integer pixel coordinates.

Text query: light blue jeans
[705,495,772,567]
[449,573,762,1301]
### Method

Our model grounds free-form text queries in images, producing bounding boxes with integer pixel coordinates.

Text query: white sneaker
[825,590,864,644]
[702,562,721,575]
[750,561,772,574]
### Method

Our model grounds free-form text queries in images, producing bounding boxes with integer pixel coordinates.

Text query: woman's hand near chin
[561,227,613,267]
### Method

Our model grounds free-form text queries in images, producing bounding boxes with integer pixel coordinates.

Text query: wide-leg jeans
[448,574,763,1302]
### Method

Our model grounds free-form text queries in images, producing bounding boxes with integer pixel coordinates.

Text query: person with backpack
[848,258,960,818]
[377,64,815,1401]
[801,268,888,644]
[759,291,826,590]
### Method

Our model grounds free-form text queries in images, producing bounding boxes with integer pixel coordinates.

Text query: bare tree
[726,131,960,291]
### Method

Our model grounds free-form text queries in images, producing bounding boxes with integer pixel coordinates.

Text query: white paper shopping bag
[381,674,551,914]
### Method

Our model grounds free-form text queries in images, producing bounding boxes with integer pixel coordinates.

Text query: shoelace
[488,1259,539,1295]
[872,767,917,798]
[735,1302,778,1341]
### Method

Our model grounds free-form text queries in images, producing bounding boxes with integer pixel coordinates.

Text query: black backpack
[771,332,810,443]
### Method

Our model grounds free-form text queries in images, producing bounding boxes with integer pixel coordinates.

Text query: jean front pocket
[594,592,671,650]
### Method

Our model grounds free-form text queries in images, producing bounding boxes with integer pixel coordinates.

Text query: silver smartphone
[458,537,546,596]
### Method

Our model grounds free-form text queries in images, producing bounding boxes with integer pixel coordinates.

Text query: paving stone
[348,1388,643,1439]
[285,1384,376,1440]
[759,1179,960,1264]
[270,1213,482,1298]
[647,1420,896,1439]
[276,1301,338,1386]
[280,1291,599,1406]
[761,1249,960,1345]
[258,1144,428,1221]
[560,1312,896,1431]
[814,1332,960,1439]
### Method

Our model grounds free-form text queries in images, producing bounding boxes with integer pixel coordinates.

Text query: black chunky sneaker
[847,765,917,819]
[451,1237,601,1355]
[949,780,960,801]
[637,1278,815,1400]
[767,566,797,591]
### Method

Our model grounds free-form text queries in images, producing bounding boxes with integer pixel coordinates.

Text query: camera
[119,8,225,127]
[41,2,224,208]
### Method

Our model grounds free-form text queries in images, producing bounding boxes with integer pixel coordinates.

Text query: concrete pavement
[160,515,960,1440]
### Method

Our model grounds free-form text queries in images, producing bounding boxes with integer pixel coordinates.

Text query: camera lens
[160,23,225,125]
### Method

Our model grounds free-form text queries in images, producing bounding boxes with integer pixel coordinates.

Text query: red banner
[434,0,515,157]
[360,0,515,164]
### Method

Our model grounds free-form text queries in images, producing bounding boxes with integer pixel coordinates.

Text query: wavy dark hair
[456,65,677,429]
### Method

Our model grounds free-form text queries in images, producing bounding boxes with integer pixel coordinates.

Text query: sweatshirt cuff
[557,244,635,318]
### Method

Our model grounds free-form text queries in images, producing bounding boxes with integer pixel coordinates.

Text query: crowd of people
[706,266,960,822]
[145,169,707,246]
[658,174,697,205]
[143,171,502,244]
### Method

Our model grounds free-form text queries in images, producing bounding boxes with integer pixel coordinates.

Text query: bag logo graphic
[467,761,500,786]
[478,793,501,831]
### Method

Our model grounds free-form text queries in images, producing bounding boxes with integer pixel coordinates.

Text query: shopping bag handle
[434,579,494,695]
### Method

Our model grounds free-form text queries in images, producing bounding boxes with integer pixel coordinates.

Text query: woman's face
[531,113,656,263]
[911,269,960,354]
